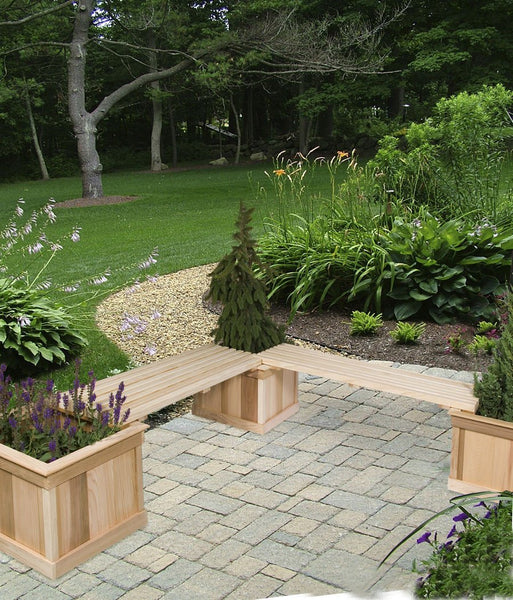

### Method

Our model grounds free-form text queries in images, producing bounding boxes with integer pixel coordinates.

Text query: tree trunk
[148,30,163,172]
[168,100,177,168]
[24,84,49,180]
[68,0,103,198]
[230,93,241,165]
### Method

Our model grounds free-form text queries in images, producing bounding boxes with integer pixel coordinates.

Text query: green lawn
[0,162,341,387]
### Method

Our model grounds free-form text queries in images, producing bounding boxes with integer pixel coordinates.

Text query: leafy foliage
[370,84,513,221]
[382,492,513,600]
[207,203,285,353]
[349,311,383,336]
[372,212,513,323]
[0,363,129,462]
[414,499,513,599]
[0,279,87,376]
[389,321,426,344]
[474,294,513,421]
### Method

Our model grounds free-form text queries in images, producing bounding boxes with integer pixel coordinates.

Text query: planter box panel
[193,366,298,434]
[449,409,513,493]
[0,422,147,578]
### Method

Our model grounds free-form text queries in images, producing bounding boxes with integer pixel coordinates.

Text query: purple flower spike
[417,531,431,544]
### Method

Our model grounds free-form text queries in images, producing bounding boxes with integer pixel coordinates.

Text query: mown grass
[0,162,344,387]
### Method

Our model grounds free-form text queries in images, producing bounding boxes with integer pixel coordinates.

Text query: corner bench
[94,342,477,432]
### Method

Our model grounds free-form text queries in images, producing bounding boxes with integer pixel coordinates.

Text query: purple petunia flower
[417,531,431,544]
[453,512,469,522]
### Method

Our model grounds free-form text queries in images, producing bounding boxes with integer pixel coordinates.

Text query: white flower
[70,228,81,242]
[144,345,157,356]
[17,315,31,327]
[28,242,43,254]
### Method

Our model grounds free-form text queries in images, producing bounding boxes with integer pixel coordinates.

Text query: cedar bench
[94,342,477,433]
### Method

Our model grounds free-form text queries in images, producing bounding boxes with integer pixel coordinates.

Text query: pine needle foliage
[474,294,513,421]
[207,204,285,353]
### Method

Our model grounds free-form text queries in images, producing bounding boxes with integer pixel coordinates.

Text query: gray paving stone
[159,567,240,600]
[255,443,296,460]
[161,417,207,434]
[186,490,244,515]
[289,499,341,522]
[322,490,386,515]
[199,539,251,569]
[59,572,102,597]
[224,573,282,600]
[153,530,213,560]
[234,510,292,545]
[149,559,202,591]
[97,560,151,590]
[278,573,344,597]
[169,453,208,469]
[80,582,125,600]
[248,539,315,571]
[20,584,72,599]
[304,548,380,592]
[294,429,346,453]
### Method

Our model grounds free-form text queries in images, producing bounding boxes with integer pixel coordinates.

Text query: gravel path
[96,264,218,365]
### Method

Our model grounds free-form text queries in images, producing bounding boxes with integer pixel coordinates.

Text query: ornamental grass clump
[0,362,130,462]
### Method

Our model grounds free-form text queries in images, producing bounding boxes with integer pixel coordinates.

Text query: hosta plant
[0,362,130,462]
[0,279,87,376]
[373,212,512,323]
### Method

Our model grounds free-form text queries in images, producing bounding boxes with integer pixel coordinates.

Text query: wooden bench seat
[259,343,478,413]
[93,341,478,430]
[94,344,260,423]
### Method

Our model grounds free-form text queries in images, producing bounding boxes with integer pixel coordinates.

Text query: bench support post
[192,366,298,434]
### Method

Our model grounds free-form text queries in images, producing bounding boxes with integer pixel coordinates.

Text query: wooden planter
[449,409,513,493]
[193,365,298,434]
[0,421,148,579]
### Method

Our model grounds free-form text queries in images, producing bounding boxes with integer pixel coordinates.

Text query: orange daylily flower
[337,151,349,159]
[273,169,286,176]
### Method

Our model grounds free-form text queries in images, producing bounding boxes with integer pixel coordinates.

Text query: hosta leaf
[409,290,431,301]
[394,301,421,320]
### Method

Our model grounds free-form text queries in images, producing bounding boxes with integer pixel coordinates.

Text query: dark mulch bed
[268,305,492,374]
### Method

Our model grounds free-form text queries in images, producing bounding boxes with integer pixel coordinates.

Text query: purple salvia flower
[122,408,130,423]
[63,417,71,430]
[77,400,86,412]
[8,416,17,429]
[46,379,54,393]
[113,404,121,425]
[62,393,69,410]
[68,426,77,438]
[48,439,57,453]
[95,402,103,413]
[109,392,115,409]
[101,411,109,427]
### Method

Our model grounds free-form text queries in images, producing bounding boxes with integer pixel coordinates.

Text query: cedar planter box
[193,365,298,434]
[0,421,148,579]
[449,408,513,493]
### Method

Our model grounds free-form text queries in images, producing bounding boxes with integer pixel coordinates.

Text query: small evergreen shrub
[474,294,513,421]
[207,203,285,353]
[390,321,425,344]
[349,311,383,336]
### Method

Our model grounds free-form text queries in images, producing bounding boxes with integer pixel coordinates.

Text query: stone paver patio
[0,363,473,599]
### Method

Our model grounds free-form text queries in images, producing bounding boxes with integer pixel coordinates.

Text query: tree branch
[0,0,74,27]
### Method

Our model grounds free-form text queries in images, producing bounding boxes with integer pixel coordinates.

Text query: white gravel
[95,264,218,365]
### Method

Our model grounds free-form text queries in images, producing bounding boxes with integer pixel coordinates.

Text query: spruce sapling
[207,203,285,353]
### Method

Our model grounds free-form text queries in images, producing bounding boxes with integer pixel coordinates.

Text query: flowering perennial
[0,362,130,462]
